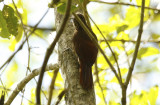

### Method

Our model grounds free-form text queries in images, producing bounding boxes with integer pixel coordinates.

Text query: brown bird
[72,13,98,90]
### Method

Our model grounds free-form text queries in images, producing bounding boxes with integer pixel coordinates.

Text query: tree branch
[121,0,145,105]
[36,0,72,104]
[89,15,122,83]
[47,68,59,105]
[100,39,160,43]
[94,61,107,105]
[0,9,49,70]
[125,0,145,86]
[93,1,159,11]
[24,25,56,31]
[4,64,59,105]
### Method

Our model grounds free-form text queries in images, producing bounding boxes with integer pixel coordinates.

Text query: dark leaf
[117,25,128,34]
[2,5,18,36]
[0,10,10,38]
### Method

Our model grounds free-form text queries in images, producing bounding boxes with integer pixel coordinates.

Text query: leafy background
[0,0,160,105]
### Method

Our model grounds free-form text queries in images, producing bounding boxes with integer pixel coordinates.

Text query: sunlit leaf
[127,49,134,55]
[110,41,124,51]
[29,88,35,105]
[92,14,128,40]
[125,7,140,29]
[97,54,109,69]
[21,8,28,25]
[152,34,160,39]
[5,61,18,87]
[9,26,23,51]
[95,70,108,85]
[136,0,150,6]
[138,47,160,59]
[16,26,23,42]
[121,68,128,76]
[108,14,127,31]
[47,71,64,88]
[110,76,119,83]
[92,24,110,39]
[130,86,159,105]
[100,42,107,50]
[9,35,17,51]
[116,32,129,40]
[153,13,160,21]
[2,5,18,36]
[148,86,159,105]
[109,101,121,105]
[96,88,107,105]
[130,91,148,105]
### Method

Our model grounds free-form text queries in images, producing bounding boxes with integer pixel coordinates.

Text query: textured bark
[55,6,96,105]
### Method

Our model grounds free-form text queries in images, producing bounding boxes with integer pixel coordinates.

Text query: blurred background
[0,0,160,104]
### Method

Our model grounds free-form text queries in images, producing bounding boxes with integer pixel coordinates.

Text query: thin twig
[93,1,159,11]
[89,15,122,84]
[55,89,66,105]
[24,25,56,31]
[12,1,31,103]
[36,0,72,104]
[94,60,107,105]
[0,9,49,70]
[125,0,145,87]
[121,0,145,105]
[47,68,59,105]
[122,44,130,67]
[100,39,160,43]
[4,64,59,105]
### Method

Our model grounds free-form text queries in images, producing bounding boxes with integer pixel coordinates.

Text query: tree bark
[55,5,96,105]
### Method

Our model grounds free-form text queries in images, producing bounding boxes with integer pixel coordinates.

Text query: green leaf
[152,34,160,39]
[57,3,77,14]
[0,10,10,38]
[153,13,160,21]
[9,26,23,51]
[138,47,160,59]
[2,5,18,36]
[117,25,128,34]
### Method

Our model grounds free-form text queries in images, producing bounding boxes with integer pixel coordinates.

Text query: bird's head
[73,13,87,30]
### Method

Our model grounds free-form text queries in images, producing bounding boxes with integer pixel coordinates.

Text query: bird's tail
[80,64,93,90]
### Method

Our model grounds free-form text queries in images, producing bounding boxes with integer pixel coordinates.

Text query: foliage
[0,10,10,38]
[130,86,159,105]
[2,5,18,37]
[0,0,160,105]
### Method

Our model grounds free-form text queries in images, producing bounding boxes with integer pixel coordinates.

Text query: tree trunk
[55,5,96,105]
